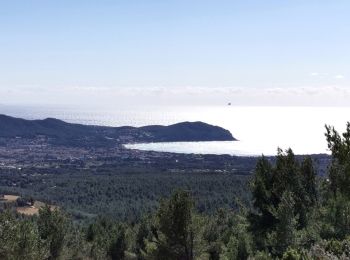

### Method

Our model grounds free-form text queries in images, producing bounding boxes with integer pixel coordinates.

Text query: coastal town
[0,134,257,174]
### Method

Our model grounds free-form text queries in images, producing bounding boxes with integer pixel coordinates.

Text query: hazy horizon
[1,104,348,155]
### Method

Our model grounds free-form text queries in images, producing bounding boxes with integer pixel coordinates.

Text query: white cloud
[335,74,345,79]
[1,85,350,107]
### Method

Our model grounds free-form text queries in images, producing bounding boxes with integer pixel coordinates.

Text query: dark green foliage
[225,233,251,260]
[249,156,275,248]
[0,211,48,259]
[298,157,317,227]
[38,206,68,259]
[86,218,127,259]
[321,123,350,240]
[144,190,195,260]
[0,169,250,221]
[268,191,298,256]
[135,219,150,259]
[108,228,126,260]
[253,251,272,260]
[249,148,317,253]
[201,216,223,260]
[325,123,350,197]
[320,194,350,239]
[2,122,350,258]
[325,239,343,256]
[281,248,302,260]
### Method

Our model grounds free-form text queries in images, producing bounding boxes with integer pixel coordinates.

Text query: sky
[0,0,349,107]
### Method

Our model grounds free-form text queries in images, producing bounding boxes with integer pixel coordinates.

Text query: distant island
[0,114,236,147]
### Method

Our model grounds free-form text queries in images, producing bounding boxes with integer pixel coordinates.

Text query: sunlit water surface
[1,105,349,156]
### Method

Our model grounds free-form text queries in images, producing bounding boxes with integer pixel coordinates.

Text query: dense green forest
[2,123,350,259]
[0,169,251,221]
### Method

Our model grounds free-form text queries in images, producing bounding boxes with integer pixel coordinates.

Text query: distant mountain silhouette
[0,114,236,147]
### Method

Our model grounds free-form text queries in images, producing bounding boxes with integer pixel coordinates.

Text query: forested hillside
[0,114,235,146]
[1,123,350,259]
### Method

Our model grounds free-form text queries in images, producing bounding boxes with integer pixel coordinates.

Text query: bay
[1,104,349,155]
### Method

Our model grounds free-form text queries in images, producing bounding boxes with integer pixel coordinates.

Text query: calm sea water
[1,105,349,156]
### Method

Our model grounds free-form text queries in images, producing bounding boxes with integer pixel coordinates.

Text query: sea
[1,104,349,156]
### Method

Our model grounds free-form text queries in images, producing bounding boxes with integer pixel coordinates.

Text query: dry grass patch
[2,195,19,202]
[16,201,58,216]
[1,194,57,216]
[16,206,39,216]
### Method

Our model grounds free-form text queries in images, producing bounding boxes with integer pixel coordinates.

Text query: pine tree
[145,190,195,260]
[249,156,276,248]
[250,149,317,251]
[38,205,68,259]
[325,123,350,197]
[268,191,298,257]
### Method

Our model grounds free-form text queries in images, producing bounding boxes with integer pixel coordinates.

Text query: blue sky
[0,1,349,106]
